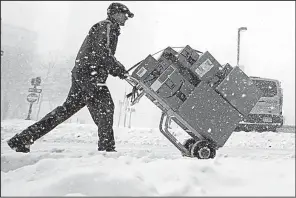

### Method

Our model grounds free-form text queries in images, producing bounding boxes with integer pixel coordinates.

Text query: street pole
[237,27,247,68]
[36,91,43,120]
[25,83,37,120]
[117,100,123,127]
[25,77,42,120]
[25,103,34,120]
[128,107,135,128]
[1,18,3,56]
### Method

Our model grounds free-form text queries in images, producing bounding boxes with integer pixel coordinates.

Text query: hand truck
[125,46,262,159]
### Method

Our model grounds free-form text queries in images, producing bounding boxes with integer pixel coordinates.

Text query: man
[7,2,134,153]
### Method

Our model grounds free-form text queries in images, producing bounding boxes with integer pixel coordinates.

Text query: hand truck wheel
[182,138,196,151]
[190,140,216,159]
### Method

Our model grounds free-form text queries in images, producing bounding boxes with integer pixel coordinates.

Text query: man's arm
[104,22,128,79]
[90,21,128,79]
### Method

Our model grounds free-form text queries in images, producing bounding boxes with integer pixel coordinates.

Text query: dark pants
[16,77,115,150]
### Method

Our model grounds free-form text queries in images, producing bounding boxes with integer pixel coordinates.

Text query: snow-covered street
[1,119,295,196]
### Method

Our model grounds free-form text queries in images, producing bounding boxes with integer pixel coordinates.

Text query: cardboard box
[210,63,234,88]
[131,55,161,87]
[190,51,223,82]
[151,66,195,111]
[160,46,201,87]
[175,64,201,87]
[178,45,200,68]
[157,47,178,74]
[215,66,263,116]
[161,47,179,60]
[178,82,243,147]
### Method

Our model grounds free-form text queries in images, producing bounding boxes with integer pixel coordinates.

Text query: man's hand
[124,73,131,80]
[119,70,130,79]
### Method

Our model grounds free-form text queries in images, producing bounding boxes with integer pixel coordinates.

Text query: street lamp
[237,27,247,68]
[1,18,3,56]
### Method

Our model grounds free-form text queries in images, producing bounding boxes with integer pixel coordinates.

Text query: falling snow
[1,1,294,197]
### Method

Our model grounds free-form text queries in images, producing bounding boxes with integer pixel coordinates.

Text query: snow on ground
[1,119,295,196]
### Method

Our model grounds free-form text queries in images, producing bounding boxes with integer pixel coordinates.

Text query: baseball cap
[107,2,134,18]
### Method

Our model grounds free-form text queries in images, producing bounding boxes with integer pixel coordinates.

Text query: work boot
[98,138,116,152]
[98,145,117,152]
[7,132,34,153]
[106,147,117,152]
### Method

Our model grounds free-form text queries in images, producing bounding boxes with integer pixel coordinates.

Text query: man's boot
[98,141,117,152]
[7,131,34,153]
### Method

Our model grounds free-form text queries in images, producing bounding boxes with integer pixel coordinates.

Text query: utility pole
[127,106,135,128]
[118,85,129,127]
[1,18,3,56]
[117,100,123,127]
[123,94,128,127]
[237,27,247,69]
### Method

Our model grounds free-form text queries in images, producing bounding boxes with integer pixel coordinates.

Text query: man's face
[112,12,129,26]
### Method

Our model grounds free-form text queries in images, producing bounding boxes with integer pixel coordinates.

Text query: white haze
[1,1,295,127]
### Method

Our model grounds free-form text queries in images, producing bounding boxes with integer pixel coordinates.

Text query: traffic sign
[31,77,42,86]
[28,88,42,93]
[35,77,41,86]
[27,93,39,103]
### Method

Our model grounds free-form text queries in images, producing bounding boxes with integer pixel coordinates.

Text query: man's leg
[7,78,86,152]
[86,86,116,151]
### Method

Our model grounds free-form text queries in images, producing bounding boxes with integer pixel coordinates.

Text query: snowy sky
[1,1,295,125]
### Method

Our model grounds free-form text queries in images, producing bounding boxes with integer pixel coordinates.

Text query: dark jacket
[72,17,127,95]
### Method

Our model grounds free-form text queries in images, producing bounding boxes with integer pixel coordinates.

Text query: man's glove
[124,73,131,80]
[119,69,130,80]
[118,69,129,79]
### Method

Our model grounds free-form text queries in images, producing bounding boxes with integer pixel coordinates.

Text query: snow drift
[1,119,295,196]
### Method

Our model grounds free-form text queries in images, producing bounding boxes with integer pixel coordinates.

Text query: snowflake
[91,71,97,76]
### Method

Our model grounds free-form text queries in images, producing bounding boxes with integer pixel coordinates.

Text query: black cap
[107,2,134,18]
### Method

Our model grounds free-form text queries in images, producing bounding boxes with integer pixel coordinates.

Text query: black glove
[119,69,129,80]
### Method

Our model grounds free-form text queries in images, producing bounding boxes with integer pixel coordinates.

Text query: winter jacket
[71,17,127,95]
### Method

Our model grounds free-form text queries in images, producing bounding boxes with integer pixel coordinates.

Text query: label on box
[195,59,214,77]
[150,80,163,92]
[150,66,175,92]
[136,67,147,77]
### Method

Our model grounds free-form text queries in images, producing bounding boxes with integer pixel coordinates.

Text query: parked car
[235,76,284,132]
